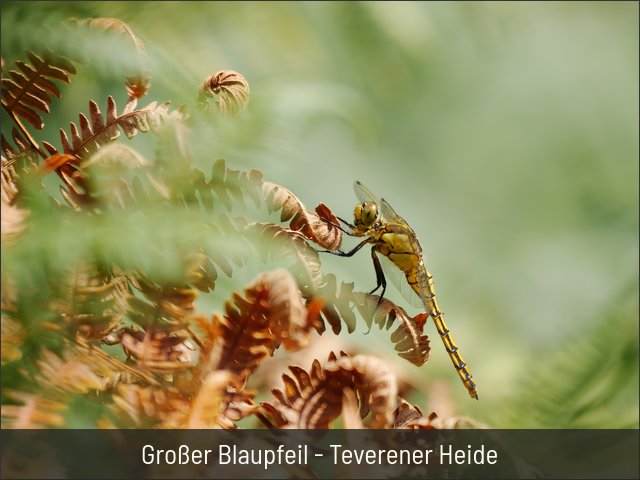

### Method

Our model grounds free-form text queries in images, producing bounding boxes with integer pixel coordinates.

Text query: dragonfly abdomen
[419,268,478,399]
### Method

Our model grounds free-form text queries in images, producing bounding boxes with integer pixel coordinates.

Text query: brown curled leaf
[195,269,318,385]
[262,181,342,250]
[198,70,250,115]
[261,352,398,429]
[73,17,150,100]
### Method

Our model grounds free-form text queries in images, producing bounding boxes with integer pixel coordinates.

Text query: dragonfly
[323,181,478,399]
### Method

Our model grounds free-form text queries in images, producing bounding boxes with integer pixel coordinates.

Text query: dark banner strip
[0,429,638,479]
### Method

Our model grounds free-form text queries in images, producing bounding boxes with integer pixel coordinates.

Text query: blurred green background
[2,1,638,427]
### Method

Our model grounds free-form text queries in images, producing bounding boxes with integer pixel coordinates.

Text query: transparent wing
[354,181,401,223]
[379,255,424,309]
[354,180,381,204]
[355,181,424,309]
[380,197,411,226]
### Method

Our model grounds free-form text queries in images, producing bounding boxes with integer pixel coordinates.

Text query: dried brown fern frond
[199,71,250,116]
[104,373,255,429]
[1,195,29,244]
[1,129,40,202]
[46,263,128,340]
[1,314,24,364]
[392,399,488,429]
[44,96,170,160]
[261,352,398,429]
[120,327,193,373]
[355,293,430,366]
[312,274,431,366]
[201,215,253,282]
[181,370,234,428]
[2,140,26,202]
[12,340,139,402]
[32,97,170,210]
[73,17,150,101]
[195,269,319,386]
[48,143,168,212]
[177,371,256,429]
[188,160,342,251]
[35,348,112,395]
[1,49,76,131]
[108,384,182,428]
[246,223,325,292]
[190,158,262,213]
[184,251,220,293]
[0,391,66,428]
[128,278,197,331]
[262,181,342,250]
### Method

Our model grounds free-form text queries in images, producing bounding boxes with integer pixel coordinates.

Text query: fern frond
[261,352,398,428]
[48,263,128,340]
[49,96,170,160]
[182,370,233,428]
[1,50,76,130]
[180,371,256,429]
[29,98,172,209]
[109,384,183,428]
[115,276,197,372]
[500,286,639,428]
[1,195,29,244]
[35,348,111,394]
[1,130,40,207]
[47,143,166,212]
[196,269,318,384]
[106,372,255,428]
[262,181,342,250]
[120,328,193,373]
[312,274,431,366]
[73,17,150,101]
[247,222,324,291]
[393,400,486,429]
[0,390,66,428]
[188,160,342,250]
[1,314,24,364]
[190,159,262,213]
[199,71,250,115]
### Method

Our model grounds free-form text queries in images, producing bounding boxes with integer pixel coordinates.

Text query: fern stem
[2,104,47,160]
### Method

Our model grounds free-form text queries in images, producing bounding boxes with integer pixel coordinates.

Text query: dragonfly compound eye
[353,202,365,226]
[362,202,378,226]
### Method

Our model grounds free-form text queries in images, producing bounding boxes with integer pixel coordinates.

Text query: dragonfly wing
[355,181,424,309]
[379,254,424,309]
[354,181,406,224]
[380,197,409,226]
[354,180,382,204]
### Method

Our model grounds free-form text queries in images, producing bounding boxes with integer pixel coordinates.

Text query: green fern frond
[498,282,639,428]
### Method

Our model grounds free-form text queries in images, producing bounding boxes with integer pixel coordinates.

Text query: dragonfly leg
[337,216,356,230]
[325,217,358,236]
[317,237,370,256]
[369,249,387,309]
[325,217,355,237]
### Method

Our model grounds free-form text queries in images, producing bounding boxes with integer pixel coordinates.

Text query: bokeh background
[2,1,638,427]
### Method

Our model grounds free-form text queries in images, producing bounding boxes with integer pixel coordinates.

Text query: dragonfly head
[353,201,379,231]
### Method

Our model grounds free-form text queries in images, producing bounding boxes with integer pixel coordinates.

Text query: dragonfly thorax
[353,201,379,231]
